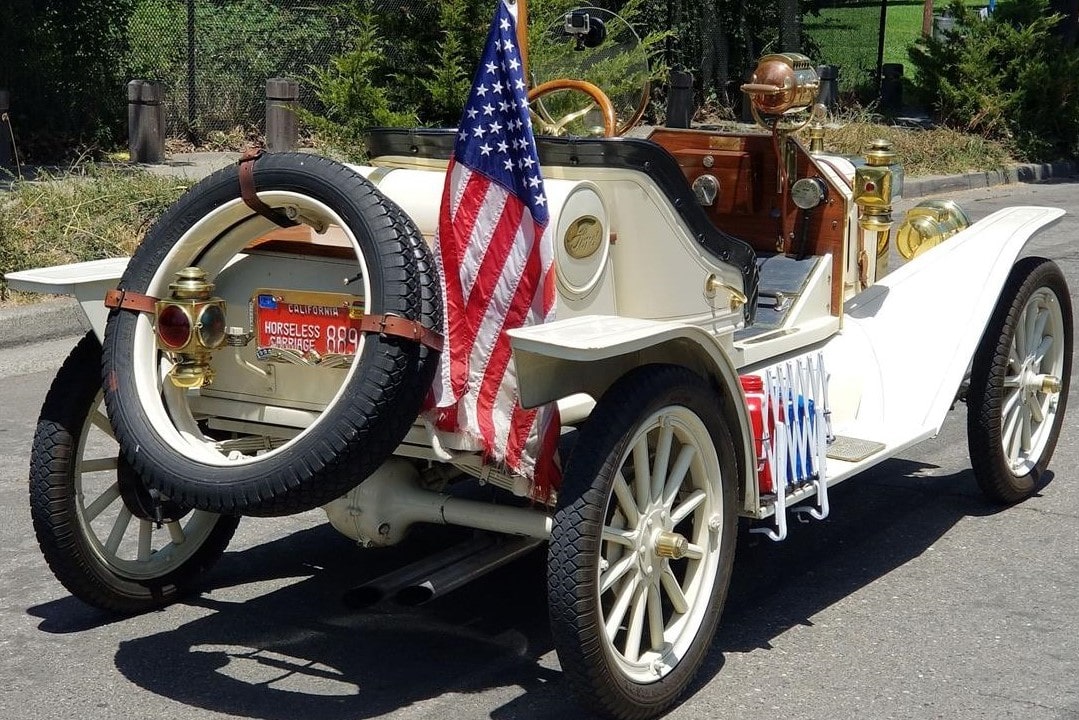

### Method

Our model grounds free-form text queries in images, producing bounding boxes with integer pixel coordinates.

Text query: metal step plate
[827,435,886,462]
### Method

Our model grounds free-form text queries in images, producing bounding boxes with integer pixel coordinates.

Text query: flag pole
[515,0,530,81]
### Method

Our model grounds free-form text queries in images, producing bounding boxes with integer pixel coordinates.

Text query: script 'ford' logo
[564,216,603,259]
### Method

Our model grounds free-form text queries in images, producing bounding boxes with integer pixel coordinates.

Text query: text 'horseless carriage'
[6,3,1072,718]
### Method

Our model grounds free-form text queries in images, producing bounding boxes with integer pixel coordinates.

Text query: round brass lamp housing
[742,53,821,116]
[896,200,972,259]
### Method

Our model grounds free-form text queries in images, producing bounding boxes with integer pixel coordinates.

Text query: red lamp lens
[157,305,192,349]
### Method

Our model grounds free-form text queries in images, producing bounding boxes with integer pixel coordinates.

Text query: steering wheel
[528,79,618,137]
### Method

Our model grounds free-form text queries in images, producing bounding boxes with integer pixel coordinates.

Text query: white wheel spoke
[647,584,665,653]
[612,472,640,526]
[105,507,133,556]
[671,488,706,525]
[1026,395,1046,425]
[80,457,119,473]
[1030,307,1049,359]
[137,520,153,561]
[1008,345,1023,373]
[602,525,636,548]
[600,554,638,594]
[661,445,696,508]
[89,409,115,440]
[1021,410,1033,454]
[684,542,705,561]
[605,573,640,641]
[1004,408,1023,464]
[651,423,674,503]
[1002,388,1021,417]
[623,582,649,662]
[167,521,186,545]
[660,565,689,614]
[1020,307,1035,357]
[83,482,121,521]
[1032,334,1053,366]
[632,436,651,513]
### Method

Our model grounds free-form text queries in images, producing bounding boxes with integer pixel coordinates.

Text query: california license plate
[253,289,364,358]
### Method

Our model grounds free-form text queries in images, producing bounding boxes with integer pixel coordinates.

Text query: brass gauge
[791,177,828,210]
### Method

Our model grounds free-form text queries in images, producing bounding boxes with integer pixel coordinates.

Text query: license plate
[253,289,364,358]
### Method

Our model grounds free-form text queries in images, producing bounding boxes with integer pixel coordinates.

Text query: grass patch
[805,0,986,92]
[819,120,1012,175]
[0,165,192,300]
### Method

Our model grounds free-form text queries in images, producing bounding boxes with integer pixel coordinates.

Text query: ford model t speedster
[6,3,1071,718]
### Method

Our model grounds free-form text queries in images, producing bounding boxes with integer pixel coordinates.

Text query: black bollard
[740,68,756,124]
[665,71,694,129]
[817,65,840,110]
[128,80,165,164]
[881,63,903,114]
[266,78,299,152]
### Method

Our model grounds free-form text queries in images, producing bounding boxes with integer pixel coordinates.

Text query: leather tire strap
[359,314,444,352]
[104,288,158,314]
[238,148,297,229]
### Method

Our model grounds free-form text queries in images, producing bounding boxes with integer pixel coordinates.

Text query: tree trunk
[922,0,934,37]
[780,0,800,52]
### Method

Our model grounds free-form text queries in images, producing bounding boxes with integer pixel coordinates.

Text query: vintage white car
[6,5,1071,719]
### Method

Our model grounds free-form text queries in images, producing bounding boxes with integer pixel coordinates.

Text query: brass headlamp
[896,200,972,259]
[154,267,227,388]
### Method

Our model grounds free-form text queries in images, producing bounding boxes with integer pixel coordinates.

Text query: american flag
[429,0,561,496]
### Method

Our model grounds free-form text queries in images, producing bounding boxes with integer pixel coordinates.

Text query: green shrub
[908,0,1079,160]
[0,0,134,160]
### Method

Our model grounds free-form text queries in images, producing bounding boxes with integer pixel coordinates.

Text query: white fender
[508,315,757,511]
[825,205,1064,455]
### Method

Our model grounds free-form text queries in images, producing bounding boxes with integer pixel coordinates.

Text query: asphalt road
[2,180,1078,720]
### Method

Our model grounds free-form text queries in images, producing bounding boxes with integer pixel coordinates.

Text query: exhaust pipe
[343,533,499,608]
[394,536,543,606]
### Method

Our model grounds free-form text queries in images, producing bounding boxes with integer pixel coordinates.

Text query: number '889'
[326,325,360,354]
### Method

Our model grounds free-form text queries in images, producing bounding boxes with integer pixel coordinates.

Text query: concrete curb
[903,160,1077,200]
[0,297,88,350]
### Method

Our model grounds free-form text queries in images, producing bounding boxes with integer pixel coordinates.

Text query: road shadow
[26,457,1051,720]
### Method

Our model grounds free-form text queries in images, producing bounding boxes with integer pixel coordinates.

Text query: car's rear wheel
[31,333,239,614]
[548,365,738,720]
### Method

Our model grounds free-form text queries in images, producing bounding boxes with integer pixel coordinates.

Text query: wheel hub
[654,531,689,559]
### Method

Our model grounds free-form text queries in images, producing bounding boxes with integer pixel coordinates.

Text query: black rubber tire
[548,365,738,720]
[30,333,239,614]
[102,153,440,517]
[968,257,1072,504]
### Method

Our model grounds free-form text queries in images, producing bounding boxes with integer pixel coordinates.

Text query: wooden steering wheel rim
[528,79,618,137]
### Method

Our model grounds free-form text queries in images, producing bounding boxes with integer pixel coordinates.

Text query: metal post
[128,80,165,164]
[187,0,196,141]
[265,78,299,152]
[876,0,889,97]
[0,89,11,167]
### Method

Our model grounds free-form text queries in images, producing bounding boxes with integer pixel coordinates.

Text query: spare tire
[102,153,441,517]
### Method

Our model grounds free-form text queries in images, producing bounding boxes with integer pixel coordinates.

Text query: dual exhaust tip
[343,534,543,609]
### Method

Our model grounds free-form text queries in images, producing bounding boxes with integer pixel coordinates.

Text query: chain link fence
[127,0,355,138]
